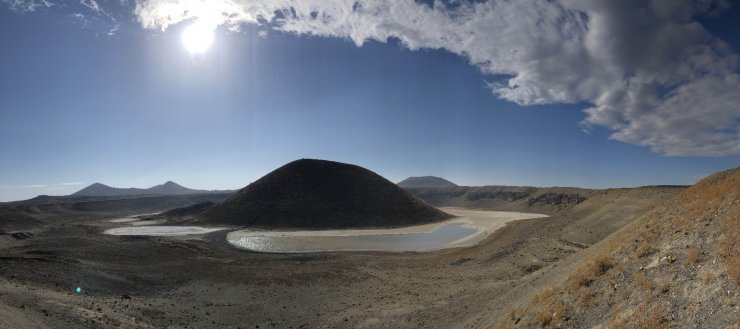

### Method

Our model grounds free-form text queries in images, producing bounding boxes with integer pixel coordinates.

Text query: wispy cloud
[46,186,71,191]
[80,0,99,12]
[0,182,81,189]
[4,0,124,37]
[131,0,740,157]
[0,184,47,189]
[1,0,53,12]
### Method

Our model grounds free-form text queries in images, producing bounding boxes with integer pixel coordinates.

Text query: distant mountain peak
[398,176,458,188]
[71,181,227,197]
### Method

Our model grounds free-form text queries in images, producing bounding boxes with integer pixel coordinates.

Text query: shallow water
[104,226,225,236]
[228,223,477,253]
[109,217,139,223]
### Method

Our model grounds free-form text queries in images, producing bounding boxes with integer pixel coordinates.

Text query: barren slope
[0,179,685,328]
[495,168,739,329]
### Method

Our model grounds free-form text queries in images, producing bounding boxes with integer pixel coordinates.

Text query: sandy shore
[226,208,548,252]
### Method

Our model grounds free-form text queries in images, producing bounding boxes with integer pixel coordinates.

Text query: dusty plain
[0,186,682,328]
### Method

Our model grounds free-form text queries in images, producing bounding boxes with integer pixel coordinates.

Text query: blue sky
[1,0,739,201]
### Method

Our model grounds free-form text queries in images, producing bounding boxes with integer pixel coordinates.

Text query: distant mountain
[72,181,232,197]
[72,183,143,197]
[201,159,451,228]
[397,176,458,188]
[147,181,198,195]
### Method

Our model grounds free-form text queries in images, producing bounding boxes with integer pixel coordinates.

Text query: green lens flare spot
[75,287,82,293]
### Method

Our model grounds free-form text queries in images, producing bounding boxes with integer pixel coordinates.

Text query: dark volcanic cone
[202,159,452,228]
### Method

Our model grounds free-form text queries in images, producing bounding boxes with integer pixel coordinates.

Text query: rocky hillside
[398,176,458,188]
[202,159,451,228]
[405,185,596,214]
[4,193,232,218]
[494,168,739,329]
[404,184,688,219]
[0,206,41,232]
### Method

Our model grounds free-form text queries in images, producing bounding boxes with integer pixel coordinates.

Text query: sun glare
[181,22,214,54]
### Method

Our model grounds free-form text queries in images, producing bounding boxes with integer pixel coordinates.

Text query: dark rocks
[466,191,530,202]
[527,193,587,207]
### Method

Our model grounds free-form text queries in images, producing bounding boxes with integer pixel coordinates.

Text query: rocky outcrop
[466,191,531,202]
[526,193,587,207]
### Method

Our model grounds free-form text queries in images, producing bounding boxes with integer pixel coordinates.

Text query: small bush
[576,289,598,308]
[576,255,617,287]
[530,288,557,305]
[635,302,671,329]
[533,301,567,329]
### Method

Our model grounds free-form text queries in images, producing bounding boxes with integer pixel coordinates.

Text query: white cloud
[9,0,733,157]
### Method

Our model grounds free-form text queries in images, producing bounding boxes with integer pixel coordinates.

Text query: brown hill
[398,176,458,188]
[494,168,739,329]
[406,185,595,213]
[202,159,451,228]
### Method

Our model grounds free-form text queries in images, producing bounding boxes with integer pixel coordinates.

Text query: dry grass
[718,207,739,283]
[530,287,558,305]
[635,231,658,258]
[491,169,739,328]
[490,323,508,329]
[684,247,701,267]
[635,244,655,258]
[576,288,599,308]
[532,300,567,329]
[634,271,654,291]
[727,252,740,284]
[574,255,616,288]
[634,302,672,329]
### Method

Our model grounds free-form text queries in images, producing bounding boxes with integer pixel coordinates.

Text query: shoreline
[226,207,548,252]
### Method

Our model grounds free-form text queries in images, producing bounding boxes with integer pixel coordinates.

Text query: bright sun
[181,22,214,54]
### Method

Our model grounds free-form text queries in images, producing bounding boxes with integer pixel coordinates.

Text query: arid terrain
[3,0,739,327]
[2,169,722,328]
